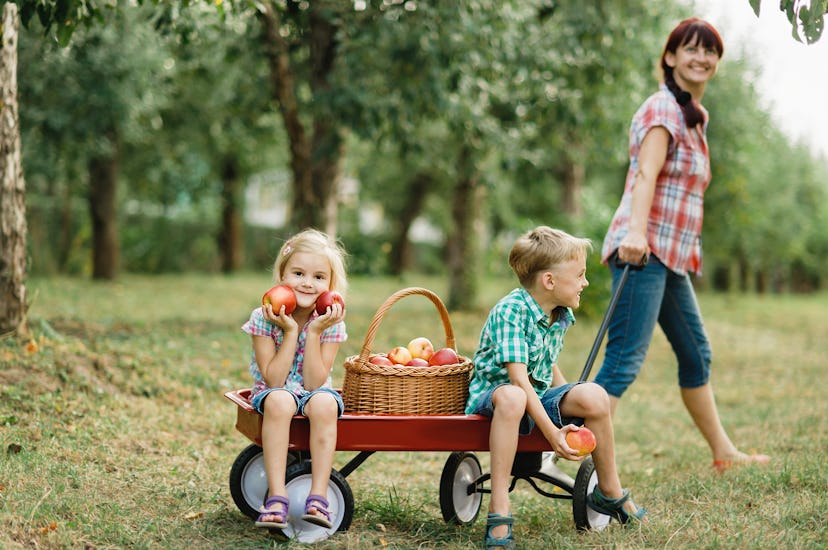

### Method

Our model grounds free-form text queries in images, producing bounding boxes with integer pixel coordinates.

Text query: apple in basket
[261,285,297,315]
[428,347,459,366]
[566,426,597,456]
[316,290,345,315]
[406,336,434,361]
[369,355,394,366]
[387,346,413,365]
[405,358,429,367]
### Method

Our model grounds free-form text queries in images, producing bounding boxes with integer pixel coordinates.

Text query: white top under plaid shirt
[601,85,711,276]
[465,288,575,414]
[242,307,347,400]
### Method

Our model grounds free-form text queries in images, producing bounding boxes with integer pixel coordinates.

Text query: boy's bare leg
[562,383,642,518]
[488,385,526,542]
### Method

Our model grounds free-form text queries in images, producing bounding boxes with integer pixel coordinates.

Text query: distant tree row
[2,0,827,337]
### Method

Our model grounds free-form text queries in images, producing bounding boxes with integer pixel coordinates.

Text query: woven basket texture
[342,287,472,415]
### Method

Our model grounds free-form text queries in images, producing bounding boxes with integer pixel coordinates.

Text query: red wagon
[225,388,608,542]
[227,268,639,542]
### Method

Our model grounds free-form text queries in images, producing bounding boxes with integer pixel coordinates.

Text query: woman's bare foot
[712,452,770,473]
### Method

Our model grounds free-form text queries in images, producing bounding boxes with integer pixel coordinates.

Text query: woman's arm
[617,126,670,264]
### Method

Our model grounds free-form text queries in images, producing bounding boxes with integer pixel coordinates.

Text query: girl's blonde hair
[509,226,592,288]
[274,228,348,295]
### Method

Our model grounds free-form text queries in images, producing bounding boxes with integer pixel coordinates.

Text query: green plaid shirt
[465,288,575,414]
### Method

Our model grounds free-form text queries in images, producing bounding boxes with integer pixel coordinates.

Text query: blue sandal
[588,486,647,524]
[484,513,515,550]
[255,495,289,529]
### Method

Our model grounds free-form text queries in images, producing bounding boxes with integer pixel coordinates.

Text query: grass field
[1,273,826,549]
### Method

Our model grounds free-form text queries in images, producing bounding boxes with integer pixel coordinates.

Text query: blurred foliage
[9,0,828,302]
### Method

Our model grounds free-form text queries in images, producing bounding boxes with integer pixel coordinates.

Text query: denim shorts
[470,382,584,435]
[250,387,344,417]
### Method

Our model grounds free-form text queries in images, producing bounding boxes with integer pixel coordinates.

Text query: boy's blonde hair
[274,228,348,295]
[509,226,592,288]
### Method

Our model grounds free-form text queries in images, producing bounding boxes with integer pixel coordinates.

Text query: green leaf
[56,20,76,47]
[36,3,53,29]
[748,0,761,17]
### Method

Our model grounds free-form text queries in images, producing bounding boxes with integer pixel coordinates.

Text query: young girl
[594,17,769,472]
[241,228,348,530]
[467,226,646,549]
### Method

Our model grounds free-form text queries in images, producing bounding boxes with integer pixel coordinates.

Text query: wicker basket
[342,287,473,415]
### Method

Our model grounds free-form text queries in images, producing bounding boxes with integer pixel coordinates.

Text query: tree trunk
[557,154,584,218]
[218,155,243,273]
[755,269,767,294]
[712,264,729,292]
[737,249,750,292]
[58,182,74,271]
[389,172,433,276]
[446,145,480,311]
[88,136,120,280]
[258,1,343,235]
[0,3,30,340]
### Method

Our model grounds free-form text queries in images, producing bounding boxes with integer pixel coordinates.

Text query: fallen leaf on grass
[39,520,58,533]
[184,511,204,520]
[25,340,38,354]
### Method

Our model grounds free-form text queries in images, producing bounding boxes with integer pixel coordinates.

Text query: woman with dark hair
[594,17,769,473]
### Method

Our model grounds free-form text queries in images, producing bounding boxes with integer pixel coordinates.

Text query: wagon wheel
[229,444,304,521]
[278,461,354,542]
[572,456,612,531]
[439,452,483,525]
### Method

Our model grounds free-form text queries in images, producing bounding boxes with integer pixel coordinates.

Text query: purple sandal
[255,495,289,529]
[301,494,333,528]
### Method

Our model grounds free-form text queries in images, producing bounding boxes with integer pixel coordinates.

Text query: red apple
[428,347,459,366]
[368,355,394,366]
[405,357,429,367]
[387,346,413,365]
[565,427,596,457]
[261,285,297,315]
[406,336,434,361]
[315,290,345,315]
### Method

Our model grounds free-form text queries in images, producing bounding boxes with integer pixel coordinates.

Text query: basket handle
[357,287,456,363]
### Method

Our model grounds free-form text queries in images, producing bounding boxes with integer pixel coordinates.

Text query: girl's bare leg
[260,391,298,521]
[304,393,339,519]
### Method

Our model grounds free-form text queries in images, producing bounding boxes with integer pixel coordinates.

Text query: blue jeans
[593,255,711,397]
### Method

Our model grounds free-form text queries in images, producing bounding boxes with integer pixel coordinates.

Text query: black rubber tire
[229,444,269,520]
[439,451,483,525]
[572,455,612,531]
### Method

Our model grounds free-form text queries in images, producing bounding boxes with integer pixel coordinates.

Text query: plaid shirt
[241,307,347,399]
[602,85,711,275]
[465,288,575,414]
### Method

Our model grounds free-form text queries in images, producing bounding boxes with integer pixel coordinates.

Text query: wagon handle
[357,287,456,363]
